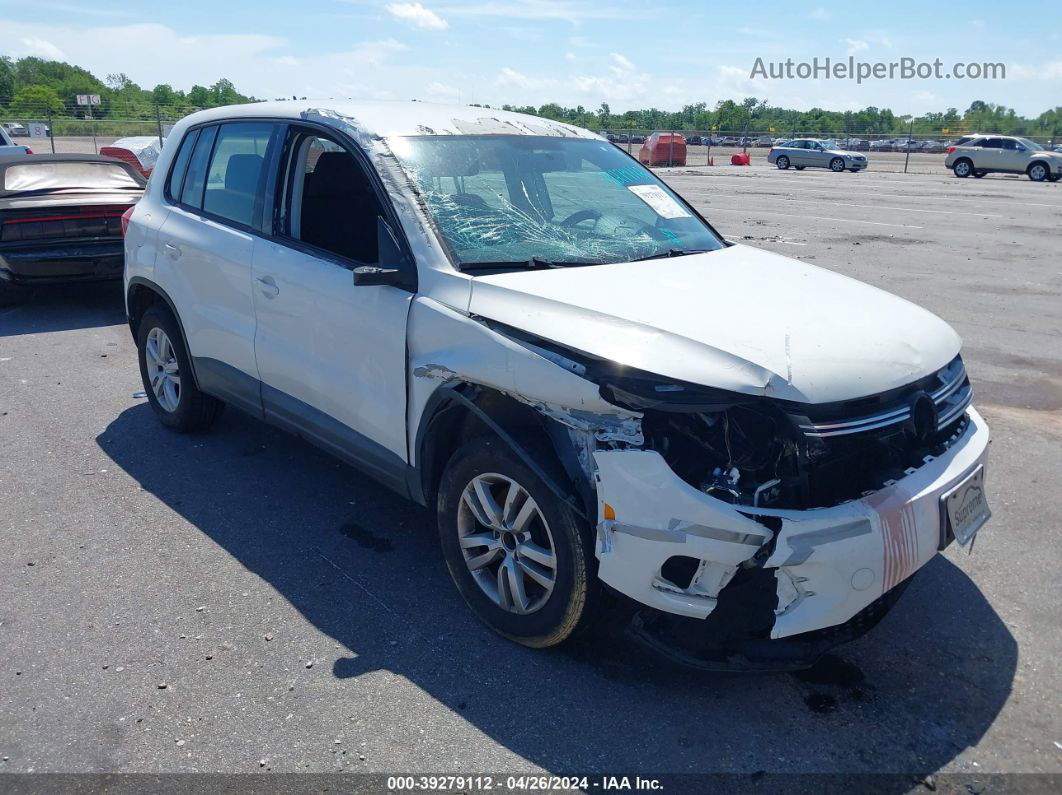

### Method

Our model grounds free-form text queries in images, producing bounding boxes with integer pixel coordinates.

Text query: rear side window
[180,125,218,210]
[165,129,199,202]
[981,138,1003,149]
[202,122,274,227]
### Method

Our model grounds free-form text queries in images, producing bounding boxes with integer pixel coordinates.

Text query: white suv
[124,101,991,669]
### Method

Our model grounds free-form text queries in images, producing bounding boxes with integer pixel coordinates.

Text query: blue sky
[0,0,1059,115]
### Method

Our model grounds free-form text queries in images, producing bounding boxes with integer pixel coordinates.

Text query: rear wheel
[437,436,598,648]
[1027,162,1048,182]
[775,155,790,170]
[829,157,845,172]
[952,158,973,178]
[136,305,224,432]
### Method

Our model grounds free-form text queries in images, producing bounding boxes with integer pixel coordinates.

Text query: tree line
[500,99,1062,139]
[0,55,257,120]
[3,54,1060,140]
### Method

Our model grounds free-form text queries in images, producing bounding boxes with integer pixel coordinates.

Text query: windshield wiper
[459,257,598,272]
[630,248,711,262]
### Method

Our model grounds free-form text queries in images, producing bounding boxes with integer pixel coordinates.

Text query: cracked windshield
[388,135,723,270]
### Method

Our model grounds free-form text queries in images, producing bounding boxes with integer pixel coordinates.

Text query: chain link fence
[4,102,1060,174]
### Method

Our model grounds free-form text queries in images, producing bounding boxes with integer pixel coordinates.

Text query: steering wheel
[559,209,603,227]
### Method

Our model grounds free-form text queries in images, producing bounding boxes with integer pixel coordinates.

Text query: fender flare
[411,382,591,521]
[126,276,200,389]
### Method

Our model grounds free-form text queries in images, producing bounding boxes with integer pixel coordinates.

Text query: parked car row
[0,126,34,156]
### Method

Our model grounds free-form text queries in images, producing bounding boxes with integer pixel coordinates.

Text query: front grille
[796,356,971,439]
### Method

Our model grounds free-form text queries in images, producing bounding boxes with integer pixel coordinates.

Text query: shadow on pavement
[97,403,1016,782]
[0,281,125,337]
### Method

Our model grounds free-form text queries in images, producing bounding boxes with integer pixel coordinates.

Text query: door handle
[163,242,181,259]
[256,275,280,298]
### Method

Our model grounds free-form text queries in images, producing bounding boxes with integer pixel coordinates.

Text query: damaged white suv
[124,101,991,669]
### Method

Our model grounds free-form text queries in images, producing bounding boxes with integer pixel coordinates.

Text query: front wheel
[952,159,973,178]
[1028,162,1048,182]
[829,157,845,172]
[437,437,598,648]
[136,305,224,432]
[775,155,790,170]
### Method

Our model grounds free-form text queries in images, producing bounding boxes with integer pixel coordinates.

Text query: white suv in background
[124,101,990,670]
[945,135,1062,181]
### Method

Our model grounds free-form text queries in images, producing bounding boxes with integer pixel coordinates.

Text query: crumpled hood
[468,244,961,404]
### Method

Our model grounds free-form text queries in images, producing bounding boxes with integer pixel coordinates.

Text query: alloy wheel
[457,472,557,615]
[144,326,181,412]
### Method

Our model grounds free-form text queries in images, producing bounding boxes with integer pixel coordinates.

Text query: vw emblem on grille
[908,392,938,442]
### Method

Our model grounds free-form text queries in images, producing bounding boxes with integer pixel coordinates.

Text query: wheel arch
[412,382,593,520]
[126,277,200,389]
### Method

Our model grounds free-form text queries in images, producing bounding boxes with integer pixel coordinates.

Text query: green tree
[9,84,64,117]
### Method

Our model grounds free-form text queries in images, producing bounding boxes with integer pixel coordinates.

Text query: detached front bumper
[592,407,990,641]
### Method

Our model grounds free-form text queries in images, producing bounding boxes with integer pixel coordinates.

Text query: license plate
[942,465,991,547]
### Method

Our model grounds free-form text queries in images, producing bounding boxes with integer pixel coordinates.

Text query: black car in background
[0,154,145,303]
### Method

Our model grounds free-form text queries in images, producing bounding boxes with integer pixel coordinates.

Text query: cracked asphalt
[0,164,1059,783]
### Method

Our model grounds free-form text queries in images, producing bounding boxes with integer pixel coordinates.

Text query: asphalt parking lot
[1,164,1060,782]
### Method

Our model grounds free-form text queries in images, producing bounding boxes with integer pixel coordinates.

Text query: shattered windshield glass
[387,135,723,271]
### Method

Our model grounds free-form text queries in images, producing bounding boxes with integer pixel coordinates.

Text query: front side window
[202,122,274,227]
[279,131,384,264]
[387,135,723,271]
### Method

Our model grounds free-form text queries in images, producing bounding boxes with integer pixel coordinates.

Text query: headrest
[224,154,263,194]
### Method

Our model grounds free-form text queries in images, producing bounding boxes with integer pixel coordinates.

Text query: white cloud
[424,81,460,101]
[564,52,576,61]
[808,6,831,21]
[0,19,411,100]
[843,38,868,56]
[971,19,986,28]
[16,35,66,60]
[1010,61,1062,80]
[443,1,632,22]
[494,67,553,90]
[385,2,449,30]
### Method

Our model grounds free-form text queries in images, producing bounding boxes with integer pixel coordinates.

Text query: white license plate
[943,465,991,547]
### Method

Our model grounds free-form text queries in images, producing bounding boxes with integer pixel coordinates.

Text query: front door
[251,127,415,486]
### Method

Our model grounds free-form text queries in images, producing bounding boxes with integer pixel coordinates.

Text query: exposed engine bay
[596,353,972,510]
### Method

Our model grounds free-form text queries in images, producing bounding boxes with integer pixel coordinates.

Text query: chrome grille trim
[797,359,970,439]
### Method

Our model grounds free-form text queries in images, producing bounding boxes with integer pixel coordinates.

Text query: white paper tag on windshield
[627,184,691,219]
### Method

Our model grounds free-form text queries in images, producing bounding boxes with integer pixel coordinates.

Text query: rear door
[250,125,416,484]
[155,121,278,413]
[976,137,1006,170]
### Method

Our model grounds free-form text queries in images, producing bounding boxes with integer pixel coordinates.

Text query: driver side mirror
[353,217,416,289]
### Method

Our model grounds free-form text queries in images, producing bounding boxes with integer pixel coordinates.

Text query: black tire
[1027,161,1049,182]
[973,171,986,178]
[848,168,860,172]
[794,165,806,170]
[829,157,845,172]
[1048,174,1061,182]
[437,436,599,648]
[136,305,223,432]
[775,155,790,170]
[952,158,973,178]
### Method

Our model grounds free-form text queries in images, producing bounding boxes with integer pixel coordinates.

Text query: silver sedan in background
[768,139,868,172]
